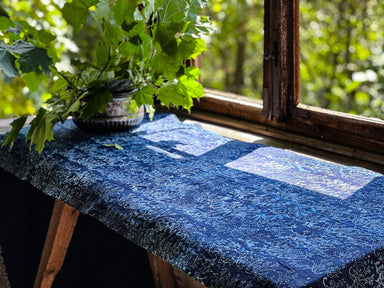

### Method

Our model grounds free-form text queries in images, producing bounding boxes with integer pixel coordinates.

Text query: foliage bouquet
[0,0,213,152]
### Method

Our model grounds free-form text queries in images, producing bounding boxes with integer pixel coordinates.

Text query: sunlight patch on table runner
[225,147,381,199]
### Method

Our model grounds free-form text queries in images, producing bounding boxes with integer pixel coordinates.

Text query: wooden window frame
[184,0,384,165]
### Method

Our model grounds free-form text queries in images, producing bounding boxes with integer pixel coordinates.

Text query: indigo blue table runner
[1,113,384,288]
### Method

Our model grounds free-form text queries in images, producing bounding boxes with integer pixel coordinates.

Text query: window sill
[181,117,384,175]
[175,89,384,167]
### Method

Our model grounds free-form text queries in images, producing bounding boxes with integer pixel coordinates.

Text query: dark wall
[0,168,154,288]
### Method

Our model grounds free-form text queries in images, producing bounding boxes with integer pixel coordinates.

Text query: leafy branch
[0,0,213,153]
[50,64,77,90]
[96,48,111,81]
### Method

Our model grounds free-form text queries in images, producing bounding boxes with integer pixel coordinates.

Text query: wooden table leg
[147,251,176,288]
[33,199,79,288]
[147,251,206,288]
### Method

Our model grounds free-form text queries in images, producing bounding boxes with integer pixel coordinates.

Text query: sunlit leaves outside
[201,0,264,98]
[1,0,383,119]
[300,0,384,118]
[202,0,384,119]
[0,0,68,118]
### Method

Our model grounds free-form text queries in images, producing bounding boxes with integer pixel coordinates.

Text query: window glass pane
[300,0,384,119]
[201,0,264,99]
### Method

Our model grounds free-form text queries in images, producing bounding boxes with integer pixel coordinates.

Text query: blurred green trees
[201,0,264,97]
[0,0,66,118]
[202,0,384,119]
[300,0,384,118]
[1,0,384,119]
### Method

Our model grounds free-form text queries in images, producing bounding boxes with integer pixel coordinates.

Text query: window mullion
[263,0,299,121]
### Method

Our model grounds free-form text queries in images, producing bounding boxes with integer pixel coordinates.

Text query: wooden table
[0,117,203,288]
[33,199,204,288]
[1,114,384,288]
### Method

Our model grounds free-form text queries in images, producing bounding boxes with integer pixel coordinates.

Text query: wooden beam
[147,251,176,288]
[263,0,297,120]
[261,0,300,109]
[33,199,79,288]
[147,252,206,288]
[293,0,300,105]
[262,0,274,120]
[187,109,384,166]
[191,91,384,160]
